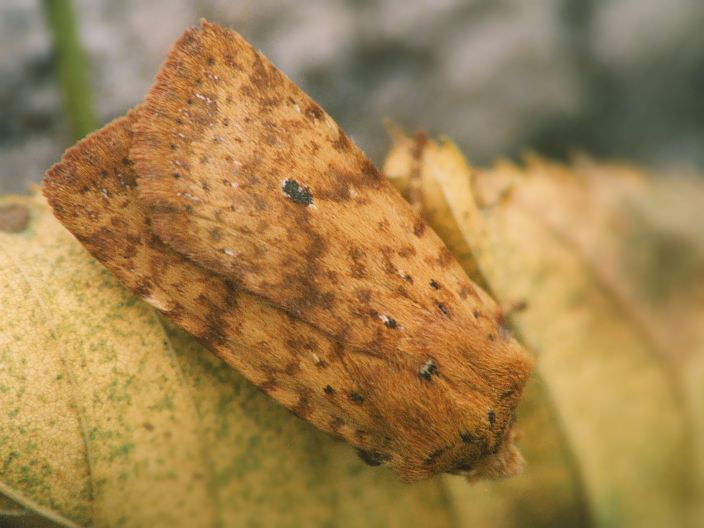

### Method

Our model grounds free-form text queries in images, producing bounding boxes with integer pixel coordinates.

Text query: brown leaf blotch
[0,204,30,233]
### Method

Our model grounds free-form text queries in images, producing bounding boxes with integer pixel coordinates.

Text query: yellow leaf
[384,133,699,527]
[385,136,591,528]
[384,129,487,290]
[0,191,455,527]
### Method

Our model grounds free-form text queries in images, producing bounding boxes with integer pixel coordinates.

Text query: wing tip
[467,426,526,481]
[131,19,253,209]
[42,109,139,225]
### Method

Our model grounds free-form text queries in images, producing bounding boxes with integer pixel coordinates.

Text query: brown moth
[43,20,533,482]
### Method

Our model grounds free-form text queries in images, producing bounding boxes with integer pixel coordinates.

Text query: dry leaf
[0,191,455,527]
[5,121,702,526]
[384,133,701,528]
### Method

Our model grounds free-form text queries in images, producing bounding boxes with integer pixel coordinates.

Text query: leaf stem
[42,0,97,140]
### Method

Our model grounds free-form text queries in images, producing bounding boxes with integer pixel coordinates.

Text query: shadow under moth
[43,20,533,482]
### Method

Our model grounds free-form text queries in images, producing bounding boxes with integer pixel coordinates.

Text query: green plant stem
[43,0,97,140]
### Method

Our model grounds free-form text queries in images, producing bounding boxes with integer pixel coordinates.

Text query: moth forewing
[44,20,533,481]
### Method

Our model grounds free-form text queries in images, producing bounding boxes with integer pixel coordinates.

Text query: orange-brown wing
[132,22,503,358]
[42,111,385,461]
[44,110,523,481]
[43,110,527,480]
[129,21,533,478]
[45,21,534,481]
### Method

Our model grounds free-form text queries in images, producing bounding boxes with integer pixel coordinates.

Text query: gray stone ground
[2,0,703,194]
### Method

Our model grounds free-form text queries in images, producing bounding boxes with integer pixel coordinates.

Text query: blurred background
[2,0,704,194]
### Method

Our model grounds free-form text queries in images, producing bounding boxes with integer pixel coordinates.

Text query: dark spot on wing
[349,392,364,404]
[260,378,278,392]
[282,179,313,206]
[315,358,328,369]
[332,128,351,151]
[459,285,477,300]
[329,416,344,433]
[382,316,398,329]
[437,247,453,267]
[397,245,416,258]
[305,103,324,121]
[497,312,513,339]
[354,430,369,443]
[413,219,426,237]
[424,446,447,466]
[285,361,300,375]
[318,177,351,202]
[293,393,312,418]
[460,431,474,444]
[349,246,367,278]
[419,359,438,381]
[356,449,391,466]
[355,289,372,304]
[501,387,516,400]
[134,280,153,298]
[452,461,474,473]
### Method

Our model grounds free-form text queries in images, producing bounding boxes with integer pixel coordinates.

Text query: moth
[43,20,533,482]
